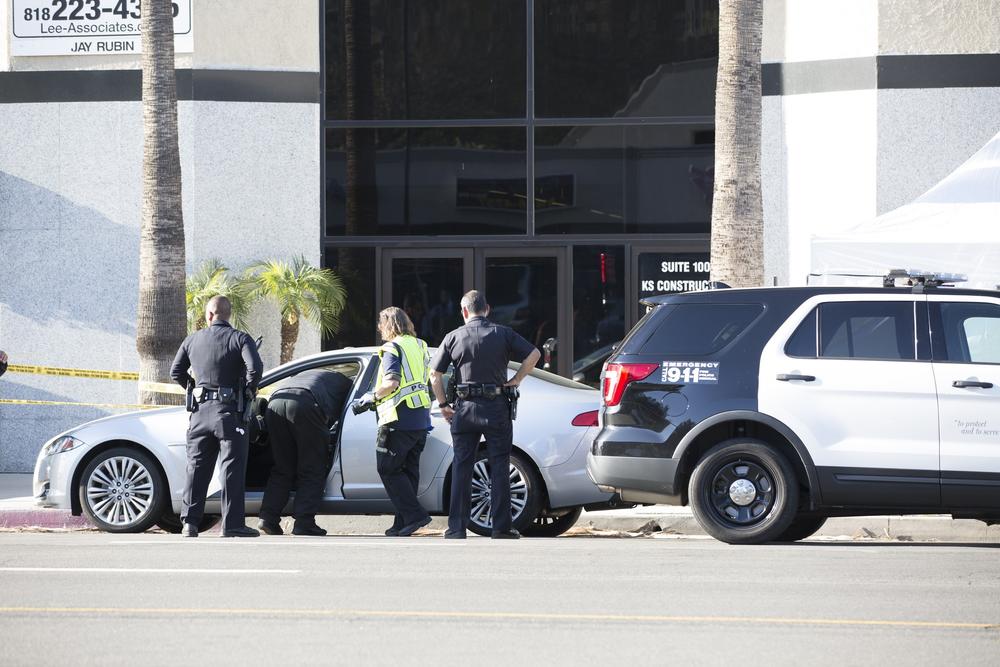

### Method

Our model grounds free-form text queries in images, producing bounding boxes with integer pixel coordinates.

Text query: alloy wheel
[469,459,529,531]
[85,456,155,527]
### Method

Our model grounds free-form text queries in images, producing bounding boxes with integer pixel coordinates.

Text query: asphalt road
[0,533,997,666]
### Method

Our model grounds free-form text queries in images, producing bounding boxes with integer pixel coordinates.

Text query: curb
[2,508,997,541]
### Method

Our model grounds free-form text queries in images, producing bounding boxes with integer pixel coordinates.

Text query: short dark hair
[206,295,232,321]
[461,290,487,315]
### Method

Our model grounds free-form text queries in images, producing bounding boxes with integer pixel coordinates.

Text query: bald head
[205,295,232,324]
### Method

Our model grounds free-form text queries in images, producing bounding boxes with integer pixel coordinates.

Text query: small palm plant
[248,256,347,364]
[185,259,254,332]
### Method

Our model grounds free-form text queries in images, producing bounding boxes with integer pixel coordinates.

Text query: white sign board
[11,0,193,56]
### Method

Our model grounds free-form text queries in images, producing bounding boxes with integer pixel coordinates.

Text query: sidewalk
[2,473,997,540]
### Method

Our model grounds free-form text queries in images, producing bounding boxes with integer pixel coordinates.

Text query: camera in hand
[351,392,377,415]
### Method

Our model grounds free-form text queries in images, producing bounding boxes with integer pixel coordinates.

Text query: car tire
[466,451,544,537]
[78,447,168,533]
[521,506,583,538]
[688,439,799,545]
[775,515,827,542]
[155,512,222,534]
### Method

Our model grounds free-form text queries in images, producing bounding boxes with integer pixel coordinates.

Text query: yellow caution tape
[138,381,187,396]
[0,398,163,410]
[7,364,139,381]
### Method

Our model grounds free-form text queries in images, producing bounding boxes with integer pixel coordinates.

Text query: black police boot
[181,523,198,538]
[444,530,467,539]
[222,526,261,538]
[292,521,327,536]
[491,528,521,540]
[257,518,283,536]
[396,516,432,537]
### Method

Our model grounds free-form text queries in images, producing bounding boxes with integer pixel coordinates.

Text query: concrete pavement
[3,472,998,541]
[0,532,997,665]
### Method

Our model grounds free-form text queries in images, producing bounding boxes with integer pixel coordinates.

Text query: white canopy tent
[811,130,1000,289]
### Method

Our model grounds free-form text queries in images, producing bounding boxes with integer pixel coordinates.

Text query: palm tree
[137,0,186,405]
[249,257,347,364]
[185,259,255,332]
[710,0,764,288]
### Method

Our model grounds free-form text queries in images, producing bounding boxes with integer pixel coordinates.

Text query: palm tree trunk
[710,0,764,288]
[280,315,300,365]
[137,0,186,405]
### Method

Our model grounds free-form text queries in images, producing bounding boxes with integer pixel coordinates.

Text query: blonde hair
[378,306,416,341]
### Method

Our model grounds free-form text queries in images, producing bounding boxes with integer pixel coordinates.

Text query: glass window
[819,302,915,360]
[325,0,526,120]
[326,127,527,236]
[535,0,717,118]
[784,309,818,358]
[625,303,763,355]
[485,256,559,370]
[573,246,625,386]
[637,252,711,301]
[931,302,1000,364]
[535,125,713,234]
[389,257,465,347]
[323,247,377,349]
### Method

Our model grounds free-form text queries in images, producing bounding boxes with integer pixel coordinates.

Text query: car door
[928,296,1000,509]
[759,294,940,507]
[338,354,452,500]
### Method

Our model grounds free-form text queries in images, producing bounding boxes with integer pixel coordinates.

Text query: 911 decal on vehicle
[661,361,719,384]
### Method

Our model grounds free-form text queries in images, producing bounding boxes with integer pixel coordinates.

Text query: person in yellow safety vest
[370,306,433,537]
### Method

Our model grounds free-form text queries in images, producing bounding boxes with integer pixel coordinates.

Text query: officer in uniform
[354,307,433,537]
[170,295,263,538]
[429,290,540,539]
[257,368,353,536]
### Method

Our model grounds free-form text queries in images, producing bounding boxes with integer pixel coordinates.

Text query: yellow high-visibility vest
[375,335,431,426]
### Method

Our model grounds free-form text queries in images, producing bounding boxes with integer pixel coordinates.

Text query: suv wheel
[775,515,827,542]
[688,439,799,545]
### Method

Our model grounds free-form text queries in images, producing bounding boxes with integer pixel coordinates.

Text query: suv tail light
[572,410,599,427]
[602,362,658,407]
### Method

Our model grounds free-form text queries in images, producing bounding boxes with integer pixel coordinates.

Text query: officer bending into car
[257,368,353,536]
[353,307,433,537]
[429,290,540,539]
[170,295,263,538]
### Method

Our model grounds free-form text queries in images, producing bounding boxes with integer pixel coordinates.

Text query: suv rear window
[625,303,763,355]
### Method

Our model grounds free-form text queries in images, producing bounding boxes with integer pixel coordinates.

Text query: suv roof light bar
[882,269,968,289]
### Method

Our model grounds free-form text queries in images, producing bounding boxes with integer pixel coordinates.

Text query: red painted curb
[0,509,94,530]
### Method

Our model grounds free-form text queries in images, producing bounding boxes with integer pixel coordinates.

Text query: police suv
[587,270,1000,544]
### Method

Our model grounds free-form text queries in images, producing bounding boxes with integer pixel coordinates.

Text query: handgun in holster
[502,385,520,421]
[446,365,458,405]
[239,386,255,424]
[185,380,198,413]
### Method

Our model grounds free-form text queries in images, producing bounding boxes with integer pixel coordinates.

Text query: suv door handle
[776,374,816,382]
[952,380,994,389]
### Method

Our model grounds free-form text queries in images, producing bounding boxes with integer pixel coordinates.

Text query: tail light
[602,362,658,407]
[572,410,599,427]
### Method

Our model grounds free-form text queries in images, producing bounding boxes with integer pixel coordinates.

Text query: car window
[818,301,915,360]
[259,360,363,396]
[784,308,818,358]
[626,303,764,356]
[930,302,1000,364]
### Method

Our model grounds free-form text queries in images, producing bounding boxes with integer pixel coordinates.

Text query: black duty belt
[456,383,508,400]
[193,386,237,403]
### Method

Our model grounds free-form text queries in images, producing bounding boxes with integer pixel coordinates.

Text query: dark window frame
[816,300,919,362]
[929,301,1000,366]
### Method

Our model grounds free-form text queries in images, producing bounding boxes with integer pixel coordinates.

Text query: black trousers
[182,401,249,531]
[378,428,429,527]
[449,398,513,534]
[260,395,329,523]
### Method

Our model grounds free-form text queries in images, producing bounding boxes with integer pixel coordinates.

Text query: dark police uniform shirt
[170,320,263,393]
[429,316,537,389]
[271,369,353,427]
[382,349,432,431]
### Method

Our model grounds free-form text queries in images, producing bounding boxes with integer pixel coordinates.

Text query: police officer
[429,290,540,539]
[257,368,353,536]
[170,295,263,538]
[355,307,433,537]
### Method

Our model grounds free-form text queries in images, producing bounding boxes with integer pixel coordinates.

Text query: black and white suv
[587,271,1000,544]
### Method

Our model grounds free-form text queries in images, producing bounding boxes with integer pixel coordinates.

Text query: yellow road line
[0,399,161,410]
[0,607,994,630]
[7,364,139,381]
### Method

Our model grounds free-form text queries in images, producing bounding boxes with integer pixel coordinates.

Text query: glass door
[381,249,473,347]
[478,248,569,377]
